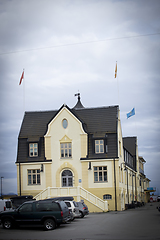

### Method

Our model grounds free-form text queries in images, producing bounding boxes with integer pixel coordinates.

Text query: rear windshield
[58,201,67,209]
[65,202,71,207]
[5,201,12,208]
[35,202,60,212]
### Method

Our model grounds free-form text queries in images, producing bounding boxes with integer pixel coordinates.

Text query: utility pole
[1,177,4,199]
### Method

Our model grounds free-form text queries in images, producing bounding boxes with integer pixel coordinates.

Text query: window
[103,194,112,200]
[62,170,73,187]
[94,166,107,182]
[62,119,68,129]
[60,143,72,158]
[28,169,40,185]
[35,202,60,212]
[95,140,104,153]
[19,203,32,212]
[29,143,38,157]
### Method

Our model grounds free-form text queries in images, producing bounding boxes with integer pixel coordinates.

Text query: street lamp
[1,177,4,200]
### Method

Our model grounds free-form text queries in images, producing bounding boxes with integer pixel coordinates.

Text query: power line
[0,32,160,56]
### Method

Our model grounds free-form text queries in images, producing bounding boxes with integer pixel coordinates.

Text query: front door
[62,170,73,187]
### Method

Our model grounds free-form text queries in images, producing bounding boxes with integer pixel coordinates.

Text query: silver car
[64,200,81,218]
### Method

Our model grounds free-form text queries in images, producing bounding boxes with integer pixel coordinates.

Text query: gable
[45,106,86,137]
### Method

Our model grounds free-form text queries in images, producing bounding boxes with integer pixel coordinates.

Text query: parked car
[0,199,70,230]
[157,196,160,202]
[0,199,12,212]
[76,201,89,218]
[64,200,81,218]
[10,195,35,209]
[46,197,75,221]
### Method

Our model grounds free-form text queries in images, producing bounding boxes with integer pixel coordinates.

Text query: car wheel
[2,218,13,229]
[80,211,84,218]
[44,219,56,231]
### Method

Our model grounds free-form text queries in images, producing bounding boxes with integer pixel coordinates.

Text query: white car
[0,199,12,212]
[64,200,81,218]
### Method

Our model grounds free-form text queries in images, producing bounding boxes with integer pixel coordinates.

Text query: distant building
[16,95,152,211]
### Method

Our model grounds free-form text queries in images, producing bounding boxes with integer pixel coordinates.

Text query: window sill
[94,181,108,183]
[28,184,41,186]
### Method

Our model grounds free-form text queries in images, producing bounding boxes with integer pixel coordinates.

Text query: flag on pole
[19,70,24,85]
[126,108,135,119]
[115,62,117,78]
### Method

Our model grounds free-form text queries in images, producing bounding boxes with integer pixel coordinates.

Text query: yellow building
[16,96,151,211]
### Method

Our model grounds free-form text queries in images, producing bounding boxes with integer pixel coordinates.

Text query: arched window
[62,170,73,187]
[103,194,112,200]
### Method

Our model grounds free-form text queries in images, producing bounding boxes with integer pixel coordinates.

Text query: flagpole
[115,61,120,107]
[23,69,25,113]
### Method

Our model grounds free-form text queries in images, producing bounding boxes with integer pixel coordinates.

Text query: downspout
[114,158,117,211]
[135,173,137,202]
[126,169,129,204]
[114,107,119,211]
[19,162,21,196]
[132,172,134,202]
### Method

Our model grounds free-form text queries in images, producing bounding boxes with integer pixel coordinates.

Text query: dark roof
[123,137,137,156]
[19,110,57,138]
[19,105,119,138]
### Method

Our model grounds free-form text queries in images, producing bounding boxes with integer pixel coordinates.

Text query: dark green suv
[0,199,70,230]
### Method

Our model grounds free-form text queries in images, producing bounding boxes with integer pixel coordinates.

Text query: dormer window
[95,140,104,154]
[29,143,38,157]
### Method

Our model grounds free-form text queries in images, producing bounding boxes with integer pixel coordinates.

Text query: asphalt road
[0,202,159,240]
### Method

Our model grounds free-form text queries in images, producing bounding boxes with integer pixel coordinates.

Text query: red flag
[115,62,117,78]
[19,70,24,85]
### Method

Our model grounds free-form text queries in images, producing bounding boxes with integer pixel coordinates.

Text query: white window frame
[95,140,104,154]
[60,143,72,158]
[103,194,112,200]
[29,143,38,157]
[94,166,107,182]
[28,169,40,185]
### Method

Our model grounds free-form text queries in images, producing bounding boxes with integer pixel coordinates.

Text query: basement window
[103,194,112,200]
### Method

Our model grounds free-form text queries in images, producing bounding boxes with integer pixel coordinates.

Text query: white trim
[44,106,86,137]
[16,162,52,166]
[80,158,119,162]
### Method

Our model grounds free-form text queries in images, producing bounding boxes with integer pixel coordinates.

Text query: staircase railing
[34,186,108,211]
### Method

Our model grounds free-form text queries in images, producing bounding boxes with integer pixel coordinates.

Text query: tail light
[61,211,63,217]
[83,207,86,210]
[4,206,6,211]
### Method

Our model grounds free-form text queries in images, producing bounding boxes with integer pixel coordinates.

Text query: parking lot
[0,202,159,240]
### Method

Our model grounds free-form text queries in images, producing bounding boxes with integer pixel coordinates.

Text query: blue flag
[127,108,135,119]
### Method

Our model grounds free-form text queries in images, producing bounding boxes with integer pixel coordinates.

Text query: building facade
[16,96,151,211]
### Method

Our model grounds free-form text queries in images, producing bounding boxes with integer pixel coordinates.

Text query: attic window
[29,143,38,157]
[95,140,104,153]
[62,119,68,129]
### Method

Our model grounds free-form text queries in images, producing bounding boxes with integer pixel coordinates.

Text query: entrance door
[62,170,73,187]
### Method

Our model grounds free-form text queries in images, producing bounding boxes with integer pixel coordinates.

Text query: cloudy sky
[0,0,160,195]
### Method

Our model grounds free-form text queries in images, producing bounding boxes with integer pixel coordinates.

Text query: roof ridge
[74,105,119,110]
[24,105,119,113]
